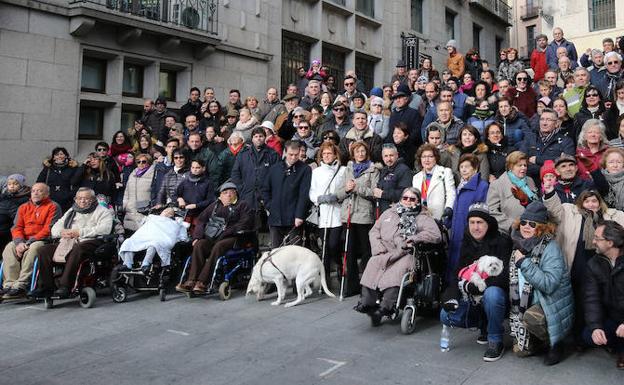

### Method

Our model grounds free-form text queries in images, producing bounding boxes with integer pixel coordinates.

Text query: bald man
[1,183,61,299]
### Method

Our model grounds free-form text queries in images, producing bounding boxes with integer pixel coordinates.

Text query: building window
[280,32,311,97]
[526,25,536,55]
[322,45,346,88]
[411,0,423,33]
[445,9,456,41]
[328,0,346,5]
[589,0,615,31]
[159,69,177,101]
[79,105,104,140]
[81,57,107,93]
[356,0,374,18]
[121,108,143,132]
[472,24,481,52]
[123,63,144,97]
[355,55,375,94]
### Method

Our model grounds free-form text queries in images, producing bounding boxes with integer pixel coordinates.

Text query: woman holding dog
[542,185,624,348]
[335,141,379,297]
[309,142,346,282]
[440,203,512,362]
[355,187,441,325]
[508,201,573,366]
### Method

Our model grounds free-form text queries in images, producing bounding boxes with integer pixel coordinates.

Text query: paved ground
[0,286,621,385]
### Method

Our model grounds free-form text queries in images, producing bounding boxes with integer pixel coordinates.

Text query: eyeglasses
[298,126,310,129]
[401,196,418,202]
[96,147,107,152]
[520,219,538,228]
[586,93,599,97]
[606,61,620,65]
[516,77,528,82]
[136,160,148,164]
[323,135,337,140]
[594,236,607,241]
[173,156,185,159]
[344,82,355,86]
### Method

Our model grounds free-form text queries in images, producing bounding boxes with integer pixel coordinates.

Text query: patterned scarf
[353,160,371,179]
[396,204,420,238]
[509,231,552,351]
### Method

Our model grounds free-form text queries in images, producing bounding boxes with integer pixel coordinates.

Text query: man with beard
[373,144,413,213]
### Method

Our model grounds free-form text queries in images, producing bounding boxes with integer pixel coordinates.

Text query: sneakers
[483,342,505,362]
[477,333,488,345]
[175,280,195,293]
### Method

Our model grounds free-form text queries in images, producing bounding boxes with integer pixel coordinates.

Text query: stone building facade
[0,0,509,182]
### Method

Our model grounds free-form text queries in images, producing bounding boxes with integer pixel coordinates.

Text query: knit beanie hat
[467,202,491,222]
[540,160,557,181]
[520,201,548,224]
[446,40,458,49]
[7,174,26,186]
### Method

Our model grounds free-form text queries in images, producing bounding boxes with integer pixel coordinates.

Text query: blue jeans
[439,286,507,344]
[582,319,624,353]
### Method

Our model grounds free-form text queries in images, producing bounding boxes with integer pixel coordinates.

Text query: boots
[544,342,564,366]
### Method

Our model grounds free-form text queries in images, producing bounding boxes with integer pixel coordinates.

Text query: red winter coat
[576,145,607,180]
[506,87,537,118]
[11,197,61,244]
[530,49,548,82]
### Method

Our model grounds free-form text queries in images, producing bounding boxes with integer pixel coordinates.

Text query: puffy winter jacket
[174,174,215,217]
[0,186,30,236]
[494,108,530,149]
[11,197,62,244]
[335,161,380,225]
[376,160,413,213]
[36,159,81,212]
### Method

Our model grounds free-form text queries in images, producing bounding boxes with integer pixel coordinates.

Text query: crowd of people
[1,26,623,369]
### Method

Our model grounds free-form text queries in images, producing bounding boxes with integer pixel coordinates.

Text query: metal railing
[70,0,218,35]
[589,0,616,31]
[469,0,511,24]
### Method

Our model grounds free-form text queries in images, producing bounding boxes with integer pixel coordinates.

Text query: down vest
[360,208,442,291]
[516,239,574,347]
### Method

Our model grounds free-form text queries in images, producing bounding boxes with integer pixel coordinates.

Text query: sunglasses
[607,61,620,65]
[323,135,337,140]
[298,126,310,129]
[333,107,345,112]
[344,82,355,86]
[520,219,538,228]
[294,114,305,118]
[96,147,107,152]
[136,160,148,164]
[173,156,185,159]
[516,77,528,82]
[586,93,599,97]
[401,196,418,202]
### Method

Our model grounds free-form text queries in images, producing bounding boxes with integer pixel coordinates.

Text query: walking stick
[319,205,330,295]
[375,199,380,220]
[339,197,352,301]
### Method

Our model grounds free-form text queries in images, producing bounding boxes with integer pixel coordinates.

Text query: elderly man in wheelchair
[354,187,442,326]
[29,187,113,298]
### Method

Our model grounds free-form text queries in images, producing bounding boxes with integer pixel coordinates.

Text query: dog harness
[259,251,288,281]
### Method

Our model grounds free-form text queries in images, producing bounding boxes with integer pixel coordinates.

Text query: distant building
[0,0,509,180]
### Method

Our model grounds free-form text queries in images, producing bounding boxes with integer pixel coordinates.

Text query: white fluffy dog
[246,245,335,307]
[458,255,504,301]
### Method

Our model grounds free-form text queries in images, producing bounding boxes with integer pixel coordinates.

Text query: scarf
[135,166,150,177]
[473,108,493,120]
[603,169,624,210]
[460,142,478,154]
[63,200,98,229]
[188,173,204,183]
[605,71,622,99]
[509,231,553,351]
[53,159,69,168]
[580,209,603,250]
[230,144,244,156]
[353,160,371,179]
[421,173,432,205]
[507,171,538,202]
[110,143,132,157]
[396,204,420,238]
[539,127,560,146]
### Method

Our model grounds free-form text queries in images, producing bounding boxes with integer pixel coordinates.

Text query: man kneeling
[32,188,112,298]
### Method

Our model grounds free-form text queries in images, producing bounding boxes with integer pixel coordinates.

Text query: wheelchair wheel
[218,281,231,301]
[159,288,166,302]
[400,307,417,335]
[79,287,97,309]
[111,284,127,303]
[44,297,53,310]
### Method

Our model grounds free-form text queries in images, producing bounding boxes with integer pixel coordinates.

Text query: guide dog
[246,245,335,307]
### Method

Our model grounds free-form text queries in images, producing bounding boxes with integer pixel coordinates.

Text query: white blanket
[119,215,189,260]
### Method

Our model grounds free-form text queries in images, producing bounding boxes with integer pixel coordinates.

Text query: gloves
[511,186,529,206]
[464,282,482,296]
[442,207,453,221]
[317,194,338,204]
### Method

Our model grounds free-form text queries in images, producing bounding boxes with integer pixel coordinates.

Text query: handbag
[522,304,549,342]
[204,204,229,240]
[53,238,78,263]
[415,252,440,304]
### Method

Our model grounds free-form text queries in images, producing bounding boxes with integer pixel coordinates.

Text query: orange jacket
[11,197,61,244]
[447,54,465,77]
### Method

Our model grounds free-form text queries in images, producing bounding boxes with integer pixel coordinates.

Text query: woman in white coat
[309,141,346,281]
[412,143,456,221]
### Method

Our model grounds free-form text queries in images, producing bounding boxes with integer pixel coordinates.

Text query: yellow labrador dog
[246,245,335,307]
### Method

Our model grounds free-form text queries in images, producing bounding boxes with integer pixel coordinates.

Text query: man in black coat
[389,84,423,148]
[583,221,624,369]
[373,145,412,214]
[230,127,280,229]
[440,203,512,362]
[261,140,312,247]
[553,154,595,204]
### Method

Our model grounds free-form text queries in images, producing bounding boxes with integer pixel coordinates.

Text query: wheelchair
[110,204,191,303]
[179,230,259,300]
[28,235,119,309]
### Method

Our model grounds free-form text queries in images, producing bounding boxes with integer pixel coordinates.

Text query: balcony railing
[520,4,540,19]
[69,0,218,35]
[468,0,511,25]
